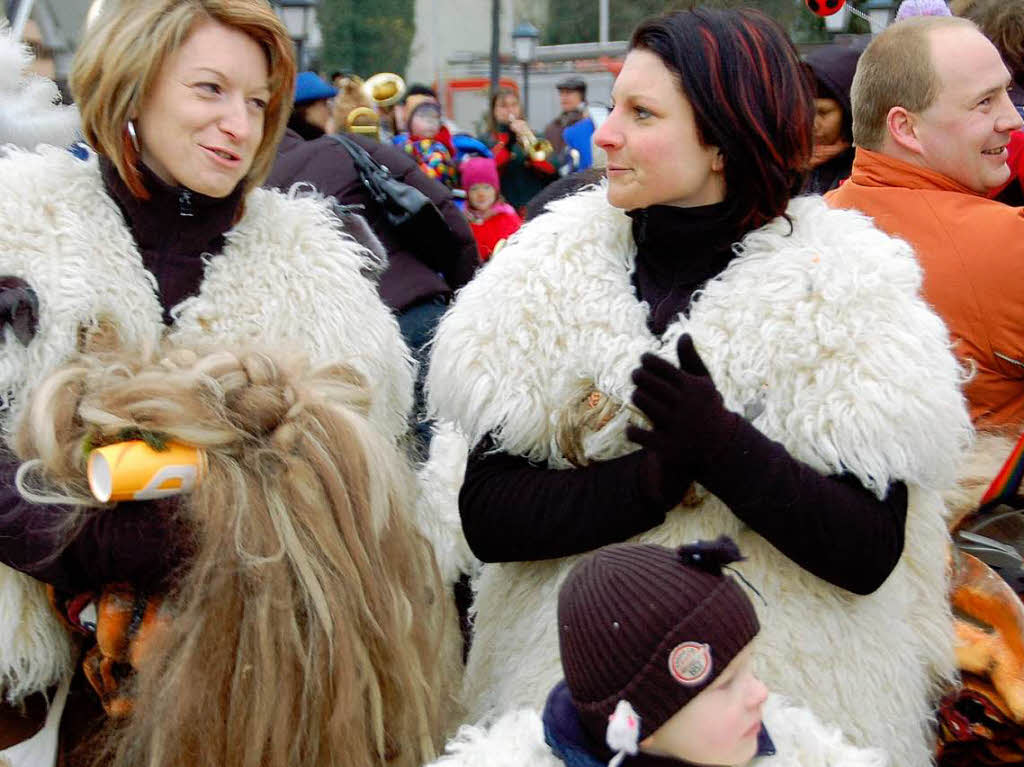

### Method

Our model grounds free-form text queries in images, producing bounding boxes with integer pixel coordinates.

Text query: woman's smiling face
[136,19,270,197]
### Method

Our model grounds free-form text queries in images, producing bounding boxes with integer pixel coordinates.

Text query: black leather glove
[626,335,742,502]
[0,276,39,346]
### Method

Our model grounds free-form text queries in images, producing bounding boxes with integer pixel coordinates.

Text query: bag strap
[329,133,390,200]
[328,132,394,192]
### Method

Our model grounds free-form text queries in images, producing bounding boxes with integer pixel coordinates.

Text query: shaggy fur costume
[414,421,476,587]
[426,186,973,766]
[0,23,79,153]
[0,146,415,703]
[0,28,82,710]
[425,695,889,767]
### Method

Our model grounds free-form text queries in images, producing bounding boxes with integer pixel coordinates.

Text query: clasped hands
[627,334,741,506]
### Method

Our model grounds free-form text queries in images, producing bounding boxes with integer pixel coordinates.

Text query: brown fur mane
[16,346,454,767]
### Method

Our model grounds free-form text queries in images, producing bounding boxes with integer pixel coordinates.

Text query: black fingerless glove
[626,334,742,505]
[0,276,39,346]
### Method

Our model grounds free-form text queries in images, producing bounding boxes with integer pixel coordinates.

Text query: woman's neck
[628,202,742,335]
[99,156,243,252]
[99,155,243,324]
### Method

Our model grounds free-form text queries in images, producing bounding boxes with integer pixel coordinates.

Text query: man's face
[912,27,1023,194]
[559,88,584,113]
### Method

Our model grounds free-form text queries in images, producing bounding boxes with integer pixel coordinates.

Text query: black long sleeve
[697,417,907,595]
[459,431,906,594]
[0,452,189,593]
[460,439,670,562]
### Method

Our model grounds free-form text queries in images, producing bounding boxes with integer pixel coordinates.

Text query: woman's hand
[0,276,38,346]
[508,118,531,138]
[627,335,741,490]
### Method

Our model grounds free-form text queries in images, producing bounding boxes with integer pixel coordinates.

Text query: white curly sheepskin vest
[426,694,889,767]
[0,146,414,703]
[427,186,972,767]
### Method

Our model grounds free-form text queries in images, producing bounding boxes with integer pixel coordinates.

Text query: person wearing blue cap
[289,70,337,140]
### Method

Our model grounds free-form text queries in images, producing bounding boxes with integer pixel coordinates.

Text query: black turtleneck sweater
[101,157,243,325]
[458,203,908,595]
[0,159,242,593]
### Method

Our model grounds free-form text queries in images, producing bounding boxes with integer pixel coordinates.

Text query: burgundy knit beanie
[557,537,759,743]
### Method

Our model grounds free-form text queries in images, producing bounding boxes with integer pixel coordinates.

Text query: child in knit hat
[427,537,888,767]
[395,100,459,189]
[460,155,521,262]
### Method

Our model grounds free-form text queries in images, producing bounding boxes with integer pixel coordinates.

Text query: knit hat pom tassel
[677,535,745,575]
[895,0,951,20]
[606,700,641,767]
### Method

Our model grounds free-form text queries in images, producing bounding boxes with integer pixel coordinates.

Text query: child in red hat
[460,156,521,262]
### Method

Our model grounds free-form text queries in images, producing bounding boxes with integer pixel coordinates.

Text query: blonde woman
[0,0,414,755]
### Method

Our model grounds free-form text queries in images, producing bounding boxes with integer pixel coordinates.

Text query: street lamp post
[272,0,318,70]
[512,21,539,120]
[862,0,898,32]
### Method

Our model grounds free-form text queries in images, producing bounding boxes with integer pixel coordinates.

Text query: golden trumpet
[517,125,554,163]
[346,106,381,140]
[363,72,406,108]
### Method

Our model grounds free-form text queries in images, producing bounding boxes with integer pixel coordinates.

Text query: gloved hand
[0,276,39,346]
[626,335,742,503]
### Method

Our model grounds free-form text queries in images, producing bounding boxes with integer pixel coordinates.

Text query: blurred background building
[4,0,901,132]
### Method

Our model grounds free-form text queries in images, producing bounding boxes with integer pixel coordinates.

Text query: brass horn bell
[363,73,406,108]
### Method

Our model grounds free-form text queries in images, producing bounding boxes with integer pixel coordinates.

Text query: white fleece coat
[425,695,889,767]
[0,146,415,703]
[426,187,972,767]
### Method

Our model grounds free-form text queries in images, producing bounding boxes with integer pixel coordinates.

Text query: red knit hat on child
[460,156,500,192]
[558,536,760,749]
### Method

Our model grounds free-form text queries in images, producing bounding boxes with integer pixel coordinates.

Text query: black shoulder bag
[329,133,456,254]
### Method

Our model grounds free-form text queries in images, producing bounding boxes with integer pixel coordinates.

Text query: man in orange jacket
[827,16,1024,429]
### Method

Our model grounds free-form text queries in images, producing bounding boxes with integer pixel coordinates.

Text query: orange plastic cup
[87,440,205,503]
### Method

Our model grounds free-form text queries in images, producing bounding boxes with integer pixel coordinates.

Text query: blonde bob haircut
[70,0,296,199]
[851,15,976,150]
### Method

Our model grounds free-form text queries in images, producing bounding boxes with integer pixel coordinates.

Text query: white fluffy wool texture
[0,146,414,699]
[426,695,889,767]
[425,708,563,767]
[0,22,80,151]
[427,186,972,767]
[0,567,73,705]
[0,146,414,442]
[414,421,477,587]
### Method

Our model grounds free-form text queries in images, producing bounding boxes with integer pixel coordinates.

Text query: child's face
[468,183,498,211]
[640,646,768,766]
[410,108,441,138]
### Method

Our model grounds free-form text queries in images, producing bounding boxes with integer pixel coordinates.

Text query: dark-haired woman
[802,45,863,194]
[427,9,969,765]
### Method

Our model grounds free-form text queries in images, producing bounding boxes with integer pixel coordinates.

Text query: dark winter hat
[556,75,587,94]
[558,537,759,744]
[803,45,864,138]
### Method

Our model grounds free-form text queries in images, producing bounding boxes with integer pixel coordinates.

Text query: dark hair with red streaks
[630,8,814,234]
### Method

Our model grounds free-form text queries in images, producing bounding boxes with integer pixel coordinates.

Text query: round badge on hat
[668,641,713,686]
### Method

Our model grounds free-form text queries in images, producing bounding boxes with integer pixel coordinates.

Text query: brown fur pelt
[15,346,454,767]
[945,429,1021,531]
[554,380,630,468]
